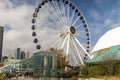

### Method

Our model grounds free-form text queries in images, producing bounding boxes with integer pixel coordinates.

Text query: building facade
[33,51,57,78]
[0,26,4,62]
[25,51,30,59]
[15,48,21,59]
[21,51,25,59]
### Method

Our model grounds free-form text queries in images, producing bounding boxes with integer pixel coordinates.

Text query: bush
[88,65,107,77]
[115,63,120,76]
[67,69,79,76]
[80,61,120,77]
[80,66,88,77]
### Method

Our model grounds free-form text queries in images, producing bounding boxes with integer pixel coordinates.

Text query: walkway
[11,77,32,80]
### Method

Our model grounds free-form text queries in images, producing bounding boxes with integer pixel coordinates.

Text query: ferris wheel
[31,0,91,66]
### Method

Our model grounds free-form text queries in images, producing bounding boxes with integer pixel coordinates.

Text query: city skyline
[0,0,120,56]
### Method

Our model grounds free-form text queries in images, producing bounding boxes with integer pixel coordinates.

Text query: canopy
[5,67,17,71]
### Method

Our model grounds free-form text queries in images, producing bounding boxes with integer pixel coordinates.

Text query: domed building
[89,26,120,62]
[92,26,120,52]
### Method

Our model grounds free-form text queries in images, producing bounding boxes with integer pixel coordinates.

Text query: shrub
[88,65,107,77]
[80,66,88,77]
[115,63,120,76]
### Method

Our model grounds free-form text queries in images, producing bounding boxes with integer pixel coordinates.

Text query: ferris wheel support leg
[64,34,70,71]
[74,37,91,59]
[66,34,70,61]
[71,46,79,65]
[71,36,84,65]
[60,34,68,49]
[69,37,79,65]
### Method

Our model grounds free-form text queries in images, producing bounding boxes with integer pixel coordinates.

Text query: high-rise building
[25,51,30,58]
[21,51,25,59]
[0,26,4,62]
[14,48,21,59]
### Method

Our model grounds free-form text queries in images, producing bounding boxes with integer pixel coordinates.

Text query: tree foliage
[47,48,67,69]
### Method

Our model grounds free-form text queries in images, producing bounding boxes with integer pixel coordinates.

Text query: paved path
[10,77,106,80]
[11,77,32,80]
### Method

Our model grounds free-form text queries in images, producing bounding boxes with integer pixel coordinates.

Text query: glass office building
[33,51,57,78]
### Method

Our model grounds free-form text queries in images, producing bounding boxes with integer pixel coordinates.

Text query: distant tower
[15,48,21,59]
[21,51,25,59]
[0,26,4,62]
[25,51,30,58]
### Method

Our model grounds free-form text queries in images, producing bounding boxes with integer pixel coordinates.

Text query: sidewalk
[11,76,33,80]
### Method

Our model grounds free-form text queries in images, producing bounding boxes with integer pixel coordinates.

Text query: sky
[0,0,120,56]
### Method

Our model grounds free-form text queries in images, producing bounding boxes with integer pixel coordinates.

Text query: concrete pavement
[11,76,33,80]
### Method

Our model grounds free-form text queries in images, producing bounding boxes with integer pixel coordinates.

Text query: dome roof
[92,27,120,52]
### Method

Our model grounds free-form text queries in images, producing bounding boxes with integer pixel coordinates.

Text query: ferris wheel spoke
[69,10,75,25]
[48,3,63,29]
[47,19,63,34]
[71,36,84,65]
[47,18,59,28]
[49,3,60,19]
[48,5,63,31]
[75,24,83,28]
[54,1,66,27]
[52,1,66,28]
[46,4,61,28]
[72,16,80,26]
[51,34,65,48]
[60,34,68,49]
[73,36,91,59]
[66,3,70,26]
[61,2,68,26]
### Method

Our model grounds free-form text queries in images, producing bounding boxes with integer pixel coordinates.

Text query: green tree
[101,53,117,76]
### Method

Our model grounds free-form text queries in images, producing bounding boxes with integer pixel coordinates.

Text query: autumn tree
[47,48,68,69]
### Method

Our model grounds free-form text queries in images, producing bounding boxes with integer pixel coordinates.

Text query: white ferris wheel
[31,0,92,66]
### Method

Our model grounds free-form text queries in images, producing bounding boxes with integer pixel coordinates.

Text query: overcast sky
[0,0,120,56]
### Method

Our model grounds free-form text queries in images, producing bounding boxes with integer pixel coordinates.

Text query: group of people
[4,71,33,79]
[4,71,12,79]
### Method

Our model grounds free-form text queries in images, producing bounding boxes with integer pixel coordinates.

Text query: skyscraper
[21,51,25,59]
[0,26,4,62]
[14,48,21,59]
[25,51,30,58]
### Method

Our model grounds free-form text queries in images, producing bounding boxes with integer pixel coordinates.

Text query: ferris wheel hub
[70,26,76,34]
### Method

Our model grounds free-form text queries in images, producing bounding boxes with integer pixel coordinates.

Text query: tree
[101,53,117,76]
[47,48,68,69]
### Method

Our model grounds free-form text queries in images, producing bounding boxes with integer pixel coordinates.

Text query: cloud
[0,0,36,56]
[94,0,102,4]
[1,0,113,62]
[104,19,112,26]
[111,23,120,28]
[89,23,103,35]
[88,9,101,21]
[0,0,69,56]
